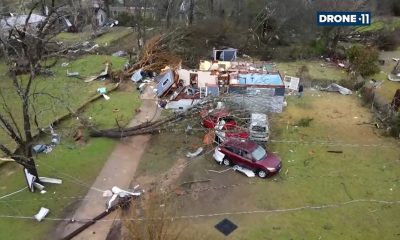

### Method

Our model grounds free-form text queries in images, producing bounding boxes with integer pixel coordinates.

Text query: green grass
[0,55,127,151]
[367,48,400,104]
[0,88,141,240]
[276,60,348,82]
[136,120,204,177]
[55,27,133,47]
[95,27,134,46]
[55,31,91,43]
[167,94,400,239]
[356,17,400,33]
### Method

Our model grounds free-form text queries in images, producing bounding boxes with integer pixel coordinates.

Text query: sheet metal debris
[320,83,352,95]
[186,147,203,158]
[34,207,50,222]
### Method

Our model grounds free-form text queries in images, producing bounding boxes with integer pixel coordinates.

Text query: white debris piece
[34,207,50,222]
[232,165,256,177]
[213,148,225,163]
[33,182,45,191]
[39,177,62,185]
[106,186,141,210]
[186,147,203,158]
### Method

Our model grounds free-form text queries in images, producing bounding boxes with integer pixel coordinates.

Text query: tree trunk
[188,0,194,25]
[165,0,174,29]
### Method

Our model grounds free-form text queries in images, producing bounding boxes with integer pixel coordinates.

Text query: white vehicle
[249,113,269,142]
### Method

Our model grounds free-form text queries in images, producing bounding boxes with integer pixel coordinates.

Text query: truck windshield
[252,126,266,132]
[251,146,266,161]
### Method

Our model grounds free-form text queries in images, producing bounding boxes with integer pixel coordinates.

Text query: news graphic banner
[317,12,371,26]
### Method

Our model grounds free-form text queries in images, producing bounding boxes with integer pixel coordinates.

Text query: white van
[249,113,269,142]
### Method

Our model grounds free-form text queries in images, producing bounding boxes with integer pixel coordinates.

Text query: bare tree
[0,2,65,189]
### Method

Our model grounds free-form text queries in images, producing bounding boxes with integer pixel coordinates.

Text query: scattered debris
[327,150,343,154]
[32,144,52,154]
[97,87,110,100]
[39,177,62,185]
[85,62,111,83]
[320,83,352,95]
[232,165,256,177]
[61,62,69,67]
[130,68,143,82]
[66,70,79,77]
[0,157,14,162]
[207,168,232,174]
[106,186,141,211]
[34,207,50,222]
[112,50,127,57]
[186,147,203,158]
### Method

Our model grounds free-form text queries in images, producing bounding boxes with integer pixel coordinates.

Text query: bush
[347,45,380,77]
[376,31,400,51]
[390,114,400,138]
[116,12,135,26]
[296,117,314,127]
[393,1,400,16]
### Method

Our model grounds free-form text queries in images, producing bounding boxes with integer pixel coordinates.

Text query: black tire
[257,170,268,178]
[222,157,231,166]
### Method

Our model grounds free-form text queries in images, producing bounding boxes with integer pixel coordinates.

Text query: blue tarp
[97,87,107,94]
[155,70,174,97]
[238,74,283,86]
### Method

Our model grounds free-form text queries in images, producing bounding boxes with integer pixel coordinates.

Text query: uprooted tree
[0,2,67,190]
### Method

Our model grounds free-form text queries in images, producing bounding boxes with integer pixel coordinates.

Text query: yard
[0,52,141,240]
[55,27,134,46]
[275,60,348,82]
[0,54,127,150]
[134,92,400,239]
[371,48,400,103]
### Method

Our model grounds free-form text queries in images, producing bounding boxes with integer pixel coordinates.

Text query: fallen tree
[88,103,206,138]
[125,33,185,75]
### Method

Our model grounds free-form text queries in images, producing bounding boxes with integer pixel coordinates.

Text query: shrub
[393,0,400,16]
[296,117,314,127]
[347,45,380,77]
[390,114,400,138]
[376,31,400,51]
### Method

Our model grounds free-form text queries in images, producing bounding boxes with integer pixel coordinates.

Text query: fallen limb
[0,157,14,162]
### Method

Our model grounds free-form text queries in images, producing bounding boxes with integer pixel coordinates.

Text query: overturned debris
[186,147,203,158]
[320,83,352,95]
[34,207,50,222]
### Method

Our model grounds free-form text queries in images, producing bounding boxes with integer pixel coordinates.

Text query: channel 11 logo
[317,12,371,26]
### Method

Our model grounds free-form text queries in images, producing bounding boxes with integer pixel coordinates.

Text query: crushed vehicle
[213,138,282,178]
[249,113,270,142]
[200,109,237,130]
[200,109,249,143]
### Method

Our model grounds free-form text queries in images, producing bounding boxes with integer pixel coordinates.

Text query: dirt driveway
[56,87,160,240]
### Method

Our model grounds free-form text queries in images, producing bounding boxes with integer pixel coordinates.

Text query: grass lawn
[276,60,348,82]
[55,27,134,47]
[132,93,400,239]
[367,48,400,103]
[95,27,134,46]
[0,86,141,240]
[0,54,127,151]
[355,17,400,33]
